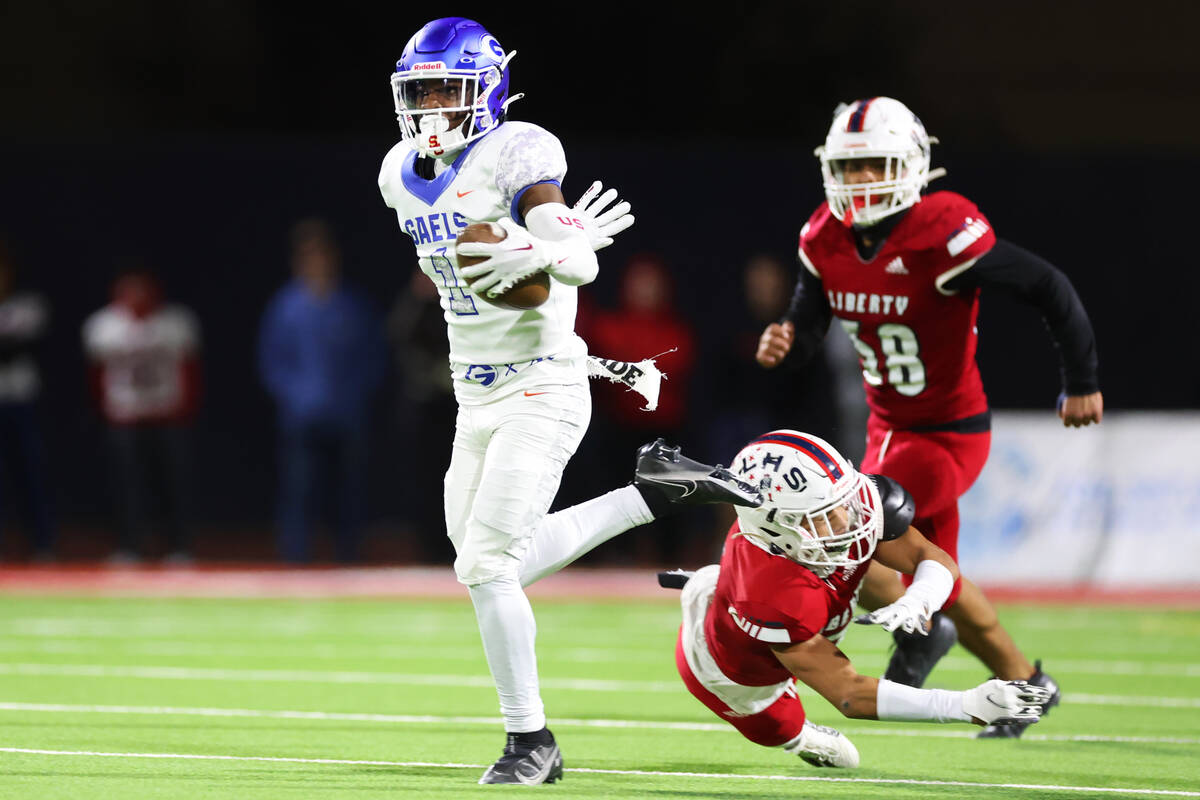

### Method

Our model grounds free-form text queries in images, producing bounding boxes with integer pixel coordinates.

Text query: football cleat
[478,729,563,785]
[783,720,860,768]
[656,568,695,590]
[883,611,957,688]
[977,660,1060,739]
[635,439,763,508]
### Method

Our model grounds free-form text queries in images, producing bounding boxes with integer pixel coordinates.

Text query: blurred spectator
[575,252,699,562]
[82,266,201,563]
[710,253,854,460]
[707,253,842,462]
[0,239,56,560]
[386,268,454,561]
[258,218,386,564]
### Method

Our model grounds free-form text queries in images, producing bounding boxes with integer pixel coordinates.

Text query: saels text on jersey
[800,191,995,429]
[403,211,470,244]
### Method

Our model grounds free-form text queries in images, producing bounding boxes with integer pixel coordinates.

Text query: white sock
[468,575,546,733]
[518,486,655,587]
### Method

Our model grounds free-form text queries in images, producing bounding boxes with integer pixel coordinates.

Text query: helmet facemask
[815,97,945,227]
[742,472,881,577]
[731,431,883,578]
[820,152,926,228]
[392,56,516,158]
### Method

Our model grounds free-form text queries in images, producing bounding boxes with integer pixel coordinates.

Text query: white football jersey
[379,122,587,391]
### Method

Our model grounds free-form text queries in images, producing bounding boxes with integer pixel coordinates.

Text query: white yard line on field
[0,702,1195,745]
[2,637,1199,679]
[0,746,1195,797]
[1,662,1199,708]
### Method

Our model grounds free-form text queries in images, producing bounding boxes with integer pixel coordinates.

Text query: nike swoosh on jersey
[523,391,547,397]
[457,190,474,198]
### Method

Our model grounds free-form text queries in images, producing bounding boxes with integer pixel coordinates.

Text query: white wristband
[876,678,971,723]
[906,559,955,611]
[524,202,599,286]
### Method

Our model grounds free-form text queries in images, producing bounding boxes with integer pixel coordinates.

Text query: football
[455,222,551,310]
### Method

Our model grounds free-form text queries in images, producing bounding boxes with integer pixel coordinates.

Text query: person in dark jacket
[258,218,387,563]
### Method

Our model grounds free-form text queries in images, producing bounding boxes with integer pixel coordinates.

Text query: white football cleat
[782,720,860,768]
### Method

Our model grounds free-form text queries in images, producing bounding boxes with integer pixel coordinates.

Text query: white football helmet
[815,97,945,227]
[731,430,883,578]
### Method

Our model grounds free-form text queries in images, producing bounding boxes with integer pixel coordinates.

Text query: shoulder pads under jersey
[867,474,915,541]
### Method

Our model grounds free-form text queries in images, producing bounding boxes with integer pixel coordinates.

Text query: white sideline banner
[957,411,1200,588]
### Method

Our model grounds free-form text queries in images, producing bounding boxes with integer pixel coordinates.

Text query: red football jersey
[703,523,867,687]
[799,191,996,429]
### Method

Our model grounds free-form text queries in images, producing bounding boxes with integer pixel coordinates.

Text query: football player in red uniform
[664,430,1051,767]
[756,97,1101,737]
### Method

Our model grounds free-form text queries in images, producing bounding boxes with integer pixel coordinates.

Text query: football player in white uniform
[378,17,761,785]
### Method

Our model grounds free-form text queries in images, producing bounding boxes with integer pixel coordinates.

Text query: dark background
[1,2,1197,559]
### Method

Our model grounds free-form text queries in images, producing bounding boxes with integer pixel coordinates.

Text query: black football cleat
[977,660,1061,739]
[635,438,763,509]
[478,729,563,785]
[883,611,958,688]
[656,569,695,590]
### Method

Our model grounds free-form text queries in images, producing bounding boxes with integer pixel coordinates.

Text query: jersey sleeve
[924,192,998,293]
[495,125,568,220]
[377,142,409,209]
[726,598,821,645]
[797,204,835,279]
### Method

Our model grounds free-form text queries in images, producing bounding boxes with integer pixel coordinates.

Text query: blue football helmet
[391,18,521,157]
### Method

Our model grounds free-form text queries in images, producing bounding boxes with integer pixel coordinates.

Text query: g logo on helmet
[482,35,504,61]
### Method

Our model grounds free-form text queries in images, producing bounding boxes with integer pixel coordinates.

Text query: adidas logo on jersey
[884,257,908,275]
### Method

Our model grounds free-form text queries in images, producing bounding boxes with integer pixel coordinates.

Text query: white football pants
[445,375,654,733]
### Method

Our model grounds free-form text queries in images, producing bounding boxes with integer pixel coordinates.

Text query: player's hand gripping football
[854,594,934,635]
[962,679,1052,726]
[457,218,550,298]
[1058,391,1104,428]
[572,180,634,251]
[756,321,794,368]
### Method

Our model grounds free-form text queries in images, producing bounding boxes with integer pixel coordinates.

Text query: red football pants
[860,415,990,606]
[674,627,806,747]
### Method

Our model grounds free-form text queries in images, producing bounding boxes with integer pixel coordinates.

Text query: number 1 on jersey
[838,320,927,396]
[430,248,478,316]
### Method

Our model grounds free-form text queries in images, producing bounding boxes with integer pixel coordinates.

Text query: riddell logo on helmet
[413,62,446,71]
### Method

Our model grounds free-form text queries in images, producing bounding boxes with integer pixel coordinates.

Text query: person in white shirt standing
[379,17,762,785]
[82,267,201,563]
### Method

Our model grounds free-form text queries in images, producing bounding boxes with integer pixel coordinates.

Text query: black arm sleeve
[943,238,1100,395]
[780,265,833,366]
[867,474,915,541]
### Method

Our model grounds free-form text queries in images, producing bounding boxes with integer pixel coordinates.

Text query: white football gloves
[572,180,634,251]
[855,560,954,635]
[962,679,1053,725]
[457,180,634,298]
[855,594,935,635]
[457,218,550,298]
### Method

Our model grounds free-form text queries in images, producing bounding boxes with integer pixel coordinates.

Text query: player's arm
[458,129,631,295]
[856,474,960,633]
[769,633,1047,726]
[943,238,1102,427]
[757,266,832,368]
[458,183,600,296]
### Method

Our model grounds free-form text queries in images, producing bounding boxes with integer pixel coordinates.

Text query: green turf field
[0,594,1196,798]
